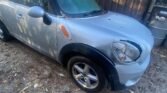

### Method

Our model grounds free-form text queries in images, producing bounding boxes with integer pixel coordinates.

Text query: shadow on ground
[0,40,166,93]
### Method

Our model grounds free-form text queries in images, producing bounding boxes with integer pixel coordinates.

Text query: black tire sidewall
[68,56,106,93]
[0,23,5,40]
[0,21,11,41]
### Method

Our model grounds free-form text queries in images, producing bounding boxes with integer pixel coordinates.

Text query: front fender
[59,43,125,90]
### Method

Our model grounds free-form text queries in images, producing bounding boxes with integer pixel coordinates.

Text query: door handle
[16,14,23,20]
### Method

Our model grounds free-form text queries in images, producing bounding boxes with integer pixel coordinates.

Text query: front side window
[25,0,47,8]
[10,0,43,6]
[57,0,102,15]
[10,0,25,5]
[10,0,51,12]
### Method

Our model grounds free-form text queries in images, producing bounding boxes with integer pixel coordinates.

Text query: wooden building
[96,0,151,21]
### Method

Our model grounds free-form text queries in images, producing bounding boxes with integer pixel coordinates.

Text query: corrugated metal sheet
[96,0,150,20]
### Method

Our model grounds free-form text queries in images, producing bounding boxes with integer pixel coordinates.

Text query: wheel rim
[0,27,4,39]
[72,62,99,89]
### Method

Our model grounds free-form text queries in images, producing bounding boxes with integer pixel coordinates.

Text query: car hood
[68,12,154,48]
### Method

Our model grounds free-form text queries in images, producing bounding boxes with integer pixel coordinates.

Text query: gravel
[0,40,166,93]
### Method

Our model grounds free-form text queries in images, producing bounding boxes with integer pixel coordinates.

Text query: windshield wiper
[81,10,106,17]
[87,9,107,15]
[89,10,103,14]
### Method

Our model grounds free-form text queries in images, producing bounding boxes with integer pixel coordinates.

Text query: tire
[0,21,13,41]
[68,56,107,93]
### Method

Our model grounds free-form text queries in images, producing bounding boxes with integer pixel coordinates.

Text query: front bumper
[111,55,151,90]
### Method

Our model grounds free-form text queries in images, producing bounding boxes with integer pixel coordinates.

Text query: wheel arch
[59,43,114,67]
[59,43,124,90]
[0,9,5,24]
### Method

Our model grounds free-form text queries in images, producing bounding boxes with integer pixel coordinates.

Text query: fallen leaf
[58,73,65,77]
[34,83,39,88]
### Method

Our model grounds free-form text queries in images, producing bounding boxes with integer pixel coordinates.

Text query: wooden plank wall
[96,0,151,20]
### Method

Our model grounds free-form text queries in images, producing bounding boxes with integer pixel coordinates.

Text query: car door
[0,0,26,41]
[11,0,59,58]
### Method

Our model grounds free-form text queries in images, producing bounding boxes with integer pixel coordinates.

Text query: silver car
[0,0,154,92]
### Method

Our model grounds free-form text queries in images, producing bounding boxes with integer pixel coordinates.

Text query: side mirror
[28,6,45,18]
[28,6,52,25]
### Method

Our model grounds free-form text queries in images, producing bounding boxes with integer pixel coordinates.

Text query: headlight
[112,41,141,64]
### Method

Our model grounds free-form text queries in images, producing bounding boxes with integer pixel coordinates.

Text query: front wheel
[68,56,107,93]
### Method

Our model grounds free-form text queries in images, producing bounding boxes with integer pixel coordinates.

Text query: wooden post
[144,0,157,23]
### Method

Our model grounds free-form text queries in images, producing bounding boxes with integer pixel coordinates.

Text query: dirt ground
[0,40,166,93]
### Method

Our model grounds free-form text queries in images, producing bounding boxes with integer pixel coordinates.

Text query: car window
[10,0,26,5]
[10,0,50,12]
[10,0,44,6]
[57,0,101,15]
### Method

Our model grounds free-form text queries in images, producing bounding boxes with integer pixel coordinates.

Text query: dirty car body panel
[0,0,154,92]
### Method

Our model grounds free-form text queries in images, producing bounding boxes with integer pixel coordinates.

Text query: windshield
[57,0,102,15]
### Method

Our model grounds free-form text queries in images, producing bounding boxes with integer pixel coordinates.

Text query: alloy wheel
[72,62,99,89]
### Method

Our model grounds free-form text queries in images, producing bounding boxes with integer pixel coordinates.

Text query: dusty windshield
[57,0,103,15]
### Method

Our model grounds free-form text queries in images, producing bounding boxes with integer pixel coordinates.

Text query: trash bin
[149,19,167,46]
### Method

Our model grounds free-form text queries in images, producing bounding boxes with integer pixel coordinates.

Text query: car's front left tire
[0,21,13,41]
[68,56,107,93]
